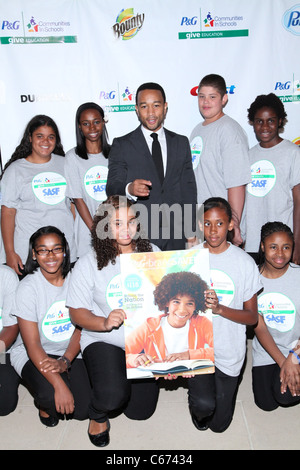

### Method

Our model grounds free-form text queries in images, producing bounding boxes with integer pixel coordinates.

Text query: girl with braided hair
[252,221,300,410]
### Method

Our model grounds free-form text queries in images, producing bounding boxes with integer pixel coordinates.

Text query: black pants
[21,356,91,420]
[0,354,20,416]
[83,342,159,423]
[252,363,300,411]
[189,367,239,433]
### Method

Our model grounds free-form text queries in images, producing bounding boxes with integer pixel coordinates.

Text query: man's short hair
[136,82,166,104]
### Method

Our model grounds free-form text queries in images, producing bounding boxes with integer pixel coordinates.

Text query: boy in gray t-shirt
[190,74,251,245]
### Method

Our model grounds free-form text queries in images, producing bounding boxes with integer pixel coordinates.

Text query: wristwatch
[58,355,71,371]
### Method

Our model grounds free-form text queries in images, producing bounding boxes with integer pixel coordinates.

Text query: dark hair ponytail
[258,221,294,270]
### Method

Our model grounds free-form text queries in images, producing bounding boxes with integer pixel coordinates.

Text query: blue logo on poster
[125,274,142,292]
[282,4,300,35]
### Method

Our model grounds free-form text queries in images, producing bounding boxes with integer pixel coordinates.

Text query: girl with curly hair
[0,115,76,276]
[245,93,300,264]
[67,195,160,447]
[126,271,214,368]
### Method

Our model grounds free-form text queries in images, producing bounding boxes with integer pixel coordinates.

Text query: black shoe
[39,412,59,427]
[88,420,110,447]
[191,413,209,431]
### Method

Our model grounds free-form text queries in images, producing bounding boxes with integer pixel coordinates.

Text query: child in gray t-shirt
[0,115,76,276]
[191,197,261,433]
[67,195,160,447]
[252,221,300,411]
[10,226,91,427]
[190,74,251,246]
[245,93,300,263]
[65,102,111,258]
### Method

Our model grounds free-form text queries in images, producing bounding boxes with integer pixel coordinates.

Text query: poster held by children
[120,248,214,379]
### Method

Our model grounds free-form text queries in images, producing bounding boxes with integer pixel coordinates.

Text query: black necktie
[150,132,164,184]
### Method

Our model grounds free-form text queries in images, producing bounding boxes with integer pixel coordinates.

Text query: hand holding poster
[120,248,214,379]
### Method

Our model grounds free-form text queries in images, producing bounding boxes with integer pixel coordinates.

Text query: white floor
[1,339,299,451]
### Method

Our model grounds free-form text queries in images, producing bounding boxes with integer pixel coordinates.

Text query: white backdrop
[0,0,299,166]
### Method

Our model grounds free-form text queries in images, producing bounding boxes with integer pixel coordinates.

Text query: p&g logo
[282,4,300,35]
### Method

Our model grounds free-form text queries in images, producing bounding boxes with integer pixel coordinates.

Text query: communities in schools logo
[275,74,300,103]
[99,84,136,113]
[0,11,77,44]
[178,9,249,39]
[282,4,300,35]
[112,8,145,40]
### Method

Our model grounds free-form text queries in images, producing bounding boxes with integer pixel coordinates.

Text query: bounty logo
[112,8,145,40]
[282,4,300,35]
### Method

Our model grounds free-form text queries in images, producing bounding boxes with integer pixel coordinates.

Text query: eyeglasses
[34,247,64,256]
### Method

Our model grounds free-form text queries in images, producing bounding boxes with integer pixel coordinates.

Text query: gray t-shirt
[197,242,261,376]
[10,269,74,376]
[245,139,300,253]
[252,264,300,367]
[66,245,159,353]
[0,265,19,353]
[0,154,76,263]
[64,148,108,257]
[190,115,251,205]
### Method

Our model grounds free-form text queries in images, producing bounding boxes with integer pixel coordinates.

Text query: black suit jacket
[106,126,197,250]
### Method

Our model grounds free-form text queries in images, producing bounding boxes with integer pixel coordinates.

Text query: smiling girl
[65,103,111,258]
[252,221,300,411]
[0,115,76,276]
[67,196,160,447]
[192,197,261,432]
[245,93,300,263]
[10,226,91,427]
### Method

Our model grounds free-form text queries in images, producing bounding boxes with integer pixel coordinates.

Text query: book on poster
[120,248,215,379]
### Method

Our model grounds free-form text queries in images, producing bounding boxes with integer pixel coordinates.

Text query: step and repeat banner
[0,0,299,165]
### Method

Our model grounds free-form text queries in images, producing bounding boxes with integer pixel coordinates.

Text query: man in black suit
[106,82,197,251]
